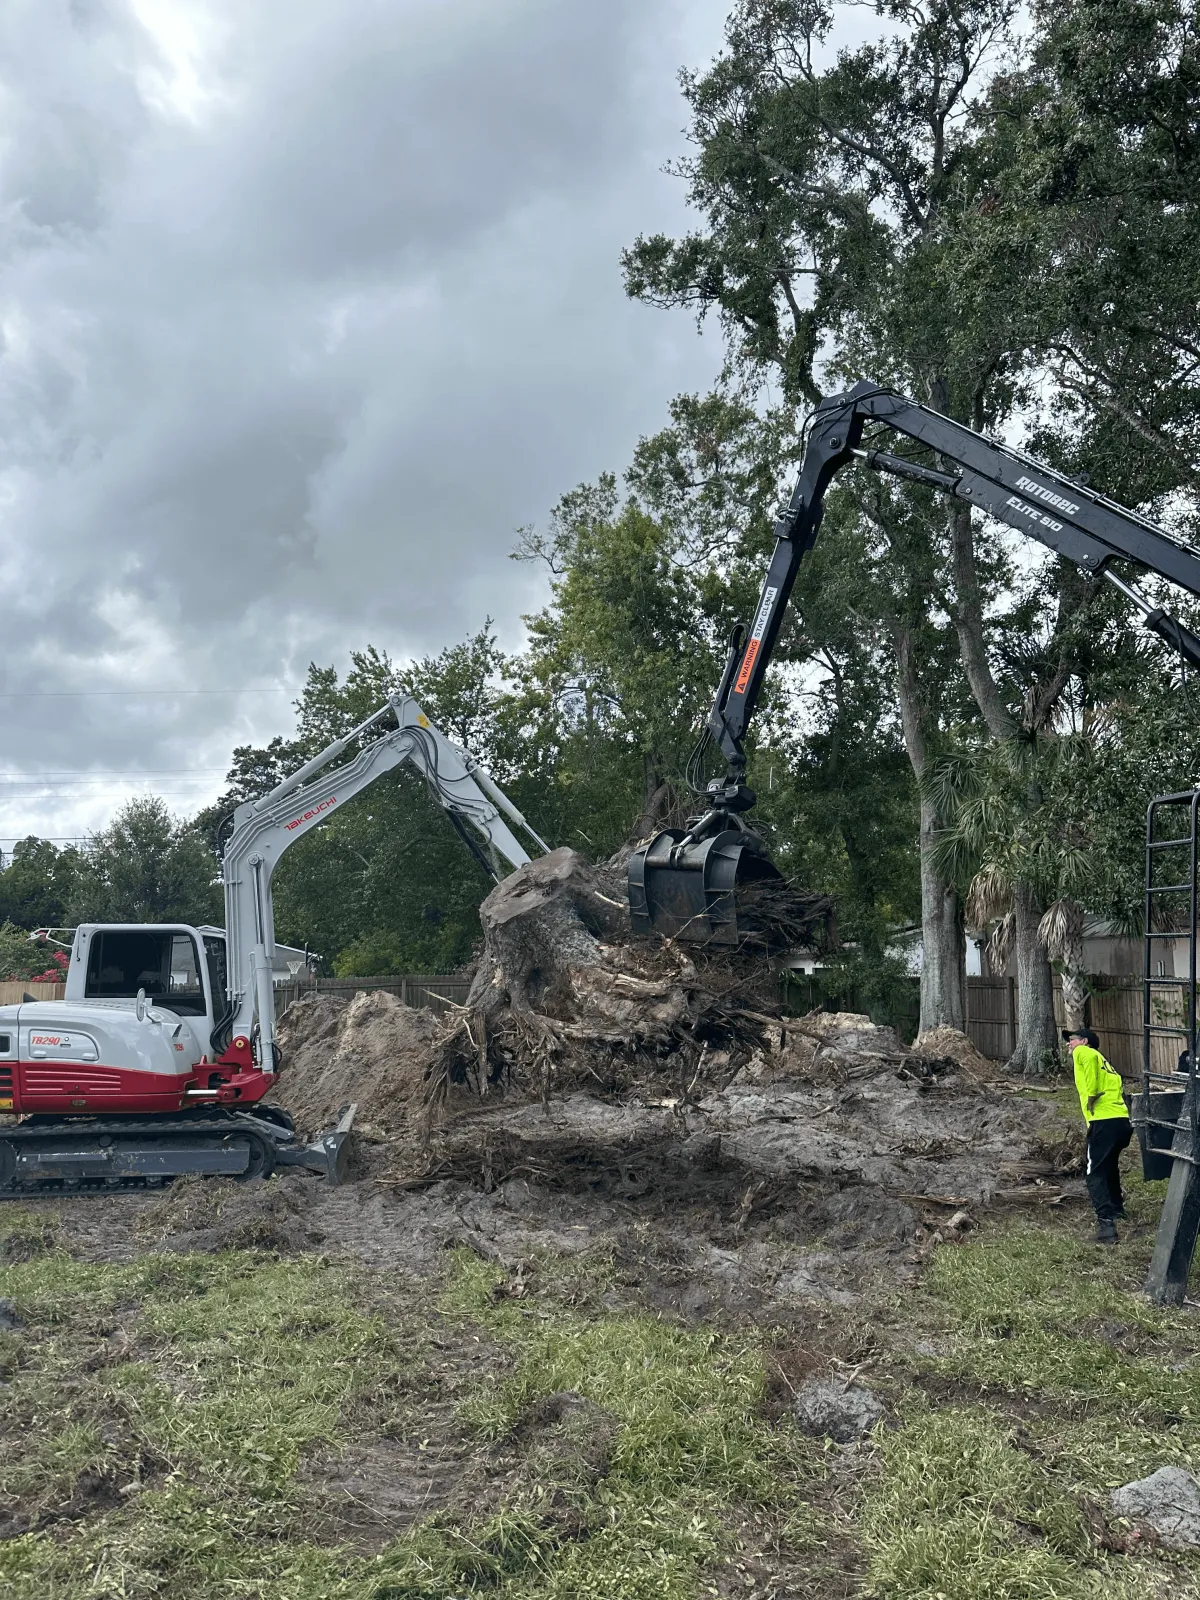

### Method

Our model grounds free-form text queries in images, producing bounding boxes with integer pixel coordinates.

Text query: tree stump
[426,845,833,1112]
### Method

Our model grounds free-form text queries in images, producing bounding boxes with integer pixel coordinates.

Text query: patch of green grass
[448,1248,786,1500]
[920,1221,1200,1465]
[861,1403,1154,1600]
[858,1188,1200,1597]
[388,1246,822,1596]
[0,1205,61,1263]
[1,1236,818,1600]
[0,1245,423,1599]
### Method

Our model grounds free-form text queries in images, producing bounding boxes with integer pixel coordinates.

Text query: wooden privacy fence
[276,974,472,1016]
[966,978,1018,1062]
[0,981,66,1005]
[967,975,1178,1077]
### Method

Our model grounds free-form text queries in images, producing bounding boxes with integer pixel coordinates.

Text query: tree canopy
[3,0,1200,1044]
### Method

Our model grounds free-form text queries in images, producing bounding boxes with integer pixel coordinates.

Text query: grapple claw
[627,827,783,945]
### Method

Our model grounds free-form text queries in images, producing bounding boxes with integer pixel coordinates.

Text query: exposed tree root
[423,846,833,1119]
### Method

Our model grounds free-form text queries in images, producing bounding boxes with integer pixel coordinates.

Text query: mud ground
[21,1023,1082,1324]
[4,1006,1124,1599]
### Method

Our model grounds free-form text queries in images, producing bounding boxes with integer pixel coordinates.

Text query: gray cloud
[0,0,726,840]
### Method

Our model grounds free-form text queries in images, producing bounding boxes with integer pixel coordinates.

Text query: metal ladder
[1142,790,1200,1303]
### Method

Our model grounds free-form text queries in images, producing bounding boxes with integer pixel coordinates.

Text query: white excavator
[0,694,546,1192]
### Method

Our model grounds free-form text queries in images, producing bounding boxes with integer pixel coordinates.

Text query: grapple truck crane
[630,380,1200,942]
[0,695,546,1193]
[629,380,1200,1300]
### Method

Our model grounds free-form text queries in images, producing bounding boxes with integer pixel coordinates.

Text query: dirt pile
[741,1011,907,1082]
[274,988,440,1136]
[911,1025,996,1079]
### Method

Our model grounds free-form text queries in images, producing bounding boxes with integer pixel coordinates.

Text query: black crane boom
[711,380,1200,777]
[629,379,1200,946]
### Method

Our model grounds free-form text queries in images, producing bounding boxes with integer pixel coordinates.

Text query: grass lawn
[1,1162,1198,1598]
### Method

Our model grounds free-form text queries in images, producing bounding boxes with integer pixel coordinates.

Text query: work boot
[1094,1217,1118,1245]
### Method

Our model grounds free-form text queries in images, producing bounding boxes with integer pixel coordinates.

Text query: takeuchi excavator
[0,694,546,1193]
[630,380,1200,942]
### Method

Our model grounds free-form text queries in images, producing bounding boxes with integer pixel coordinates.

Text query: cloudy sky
[0,0,732,845]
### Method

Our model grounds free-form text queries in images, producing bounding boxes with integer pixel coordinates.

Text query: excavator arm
[217,694,546,1066]
[631,379,1200,942]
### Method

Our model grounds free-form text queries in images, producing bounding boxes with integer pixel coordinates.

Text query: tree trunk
[630,776,674,845]
[1060,968,1088,1035]
[891,621,966,1034]
[919,797,967,1032]
[427,847,830,1113]
[1008,883,1059,1076]
[1059,935,1088,1032]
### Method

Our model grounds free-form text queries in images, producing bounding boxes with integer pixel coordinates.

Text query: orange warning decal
[732,585,778,696]
[733,640,761,696]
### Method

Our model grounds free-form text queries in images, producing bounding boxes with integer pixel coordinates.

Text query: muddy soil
[21,1009,1080,1326]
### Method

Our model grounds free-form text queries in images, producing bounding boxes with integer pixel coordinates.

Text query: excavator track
[0,1103,355,1196]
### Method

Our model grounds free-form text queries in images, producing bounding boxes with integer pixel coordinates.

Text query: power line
[0,837,91,843]
[0,688,291,699]
[0,796,219,806]
[0,769,228,780]
[0,779,222,789]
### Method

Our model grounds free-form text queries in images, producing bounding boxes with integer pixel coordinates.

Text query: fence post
[1007,977,1017,1057]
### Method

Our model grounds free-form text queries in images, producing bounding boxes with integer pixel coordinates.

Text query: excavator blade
[277,1101,357,1185]
[627,828,784,945]
[0,1103,359,1197]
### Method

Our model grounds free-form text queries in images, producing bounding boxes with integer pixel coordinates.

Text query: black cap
[1063,1028,1099,1048]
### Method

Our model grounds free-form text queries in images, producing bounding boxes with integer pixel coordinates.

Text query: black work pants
[1085,1117,1132,1221]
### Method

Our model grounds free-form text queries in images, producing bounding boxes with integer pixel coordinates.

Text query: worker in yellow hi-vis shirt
[1065,1029,1132,1245]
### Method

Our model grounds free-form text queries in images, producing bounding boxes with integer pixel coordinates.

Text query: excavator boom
[217,693,542,1068]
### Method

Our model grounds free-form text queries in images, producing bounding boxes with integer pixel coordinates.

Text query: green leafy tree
[621,0,1031,1037]
[513,478,721,843]
[72,798,222,926]
[921,0,1200,1056]
[0,838,83,931]
[0,832,85,934]
[961,0,1200,509]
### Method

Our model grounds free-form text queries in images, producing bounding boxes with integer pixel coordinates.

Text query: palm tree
[928,729,1100,1071]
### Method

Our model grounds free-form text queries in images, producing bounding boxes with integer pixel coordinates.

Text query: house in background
[979,918,1148,981]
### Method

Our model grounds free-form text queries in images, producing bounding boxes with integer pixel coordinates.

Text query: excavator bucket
[627,827,784,945]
